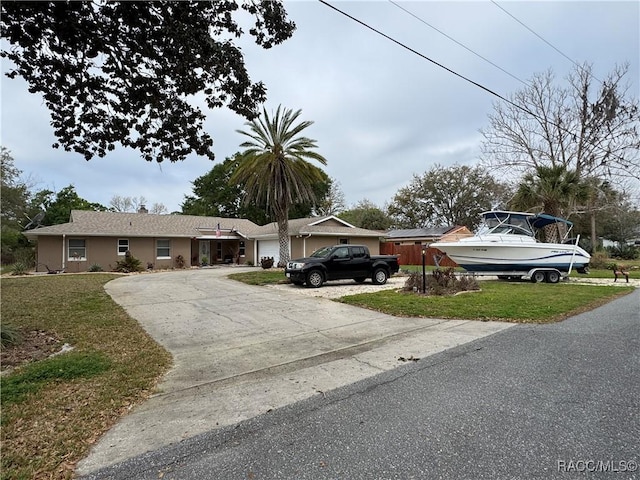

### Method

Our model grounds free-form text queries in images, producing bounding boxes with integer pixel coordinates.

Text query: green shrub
[174,255,186,269]
[589,251,610,269]
[403,268,479,296]
[10,262,29,276]
[605,243,639,260]
[113,251,143,273]
[88,263,104,272]
[1,323,22,348]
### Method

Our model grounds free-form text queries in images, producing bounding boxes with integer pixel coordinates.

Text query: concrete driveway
[77,268,513,476]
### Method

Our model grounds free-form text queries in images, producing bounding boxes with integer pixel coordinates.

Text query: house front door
[199,240,211,265]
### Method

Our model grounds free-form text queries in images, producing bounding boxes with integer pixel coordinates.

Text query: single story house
[384,226,472,245]
[23,210,385,273]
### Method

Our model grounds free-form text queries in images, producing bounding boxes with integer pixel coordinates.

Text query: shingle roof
[23,211,384,239]
[23,210,263,238]
[252,215,383,238]
[385,227,454,239]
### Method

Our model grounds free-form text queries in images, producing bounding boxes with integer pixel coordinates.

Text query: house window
[239,241,245,257]
[339,238,349,244]
[68,239,86,261]
[118,239,129,255]
[156,239,171,259]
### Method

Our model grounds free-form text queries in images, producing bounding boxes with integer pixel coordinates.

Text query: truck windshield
[310,246,334,258]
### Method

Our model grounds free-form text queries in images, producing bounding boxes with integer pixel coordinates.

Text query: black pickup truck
[284,245,400,288]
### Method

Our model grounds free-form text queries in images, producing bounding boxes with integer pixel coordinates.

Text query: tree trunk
[277,214,290,268]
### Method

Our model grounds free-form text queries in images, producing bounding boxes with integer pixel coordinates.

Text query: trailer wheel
[531,271,546,283]
[545,271,561,284]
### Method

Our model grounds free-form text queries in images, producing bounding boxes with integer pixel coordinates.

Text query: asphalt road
[81,289,639,480]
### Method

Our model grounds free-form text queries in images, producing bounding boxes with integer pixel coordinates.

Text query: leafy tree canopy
[1,148,33,262]
[34,185,107,226]
[388,164,511,230]
[339,199,392,231]
[1,147,30,229]
[1,1,295,162]
[182,154,332,225]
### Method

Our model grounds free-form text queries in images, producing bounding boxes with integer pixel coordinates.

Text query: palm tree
[232,105,328,267]
[510,165,587,242]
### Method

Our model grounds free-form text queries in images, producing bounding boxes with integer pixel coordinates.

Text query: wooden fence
[380,243,458,267]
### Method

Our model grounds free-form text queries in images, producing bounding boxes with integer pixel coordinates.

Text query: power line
[317,0,533,117]
[490,0,603,83]
[317,0,636,174]
[388,0,528,86]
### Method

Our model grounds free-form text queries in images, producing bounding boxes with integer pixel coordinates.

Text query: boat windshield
[477,212,534,236]
[310,246,334,258]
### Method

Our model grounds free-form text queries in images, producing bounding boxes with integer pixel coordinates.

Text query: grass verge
[338,281,635,323]
[228,269,288,285]
[0,274,171,480]
[228,270,635,323]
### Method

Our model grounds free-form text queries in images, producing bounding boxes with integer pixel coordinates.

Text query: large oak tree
[388,164,510,230]
[1,1,295,162]
[480,64,639,186]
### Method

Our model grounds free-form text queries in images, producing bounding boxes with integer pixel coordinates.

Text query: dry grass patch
[1,274,171,480]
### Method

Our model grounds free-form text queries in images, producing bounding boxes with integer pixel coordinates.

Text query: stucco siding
[289,236,380,259]
[34,236,65,272]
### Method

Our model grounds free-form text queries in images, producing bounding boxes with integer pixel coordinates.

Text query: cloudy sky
[2,1,638,215]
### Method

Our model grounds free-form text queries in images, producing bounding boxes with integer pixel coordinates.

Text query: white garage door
[258,239,281,266]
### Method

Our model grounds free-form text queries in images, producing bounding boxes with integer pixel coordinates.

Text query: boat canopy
[530,213,573,229]
[481,211,573,230]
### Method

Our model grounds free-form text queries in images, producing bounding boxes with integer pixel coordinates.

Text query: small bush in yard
[403,268,479,296]
[88,263,104,272]
[589,251,610,269]
[114,251,143,273]
[1,323,22,348]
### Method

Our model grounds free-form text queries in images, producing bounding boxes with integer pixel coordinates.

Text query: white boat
[433,211,590,282]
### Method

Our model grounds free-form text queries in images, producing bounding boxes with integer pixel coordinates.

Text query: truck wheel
[545,270,561,284]
[354,277,367,283]
[306,270,324,288]
[372,268,388,285]
[531,271,545,283]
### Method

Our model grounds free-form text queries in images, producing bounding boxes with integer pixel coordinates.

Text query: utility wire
[490,0,603,83]
[388,0,529,86]
[318,0,533,117]
[317,0,634,171]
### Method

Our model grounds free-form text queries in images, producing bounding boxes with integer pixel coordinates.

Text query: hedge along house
[23,211,386,273]
[23,210,262,272]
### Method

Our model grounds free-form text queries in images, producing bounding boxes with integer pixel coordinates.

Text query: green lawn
[338,281,634,323]
[229,269,635,323]
[1,274,171,480]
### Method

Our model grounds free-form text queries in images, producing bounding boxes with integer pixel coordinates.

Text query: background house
[23,211,385,272]
[381,226,472,266]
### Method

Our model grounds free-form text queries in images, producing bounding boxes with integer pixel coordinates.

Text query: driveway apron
[77,268,513,475]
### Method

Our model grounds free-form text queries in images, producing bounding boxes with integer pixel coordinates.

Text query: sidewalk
[76,268,513,476]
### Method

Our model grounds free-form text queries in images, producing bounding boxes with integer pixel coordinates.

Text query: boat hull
[434,242,590,273]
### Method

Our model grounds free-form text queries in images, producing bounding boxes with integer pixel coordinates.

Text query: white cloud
[1,1,638,214]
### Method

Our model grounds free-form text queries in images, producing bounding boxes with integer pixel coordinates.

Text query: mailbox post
[421,246,426,294]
